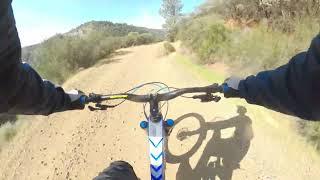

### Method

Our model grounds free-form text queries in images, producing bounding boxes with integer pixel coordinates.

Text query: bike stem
[149,94,162,123]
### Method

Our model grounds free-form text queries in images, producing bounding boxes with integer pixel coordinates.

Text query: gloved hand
[222,76,242,98]
[66,89,87,110]
[94,161,139,180]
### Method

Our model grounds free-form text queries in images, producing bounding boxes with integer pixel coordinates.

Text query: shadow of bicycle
[167,106,254,180]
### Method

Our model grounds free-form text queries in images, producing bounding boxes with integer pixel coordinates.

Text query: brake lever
[88,103,116,111]
[88,106,102,111]
[210,95,221,102]
[192,94,221,103]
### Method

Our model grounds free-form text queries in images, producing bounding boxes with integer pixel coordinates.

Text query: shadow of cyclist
[170,106,253,180]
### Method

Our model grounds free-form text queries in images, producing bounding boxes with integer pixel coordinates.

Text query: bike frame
[148,115,166,180]
[147,96,166,180]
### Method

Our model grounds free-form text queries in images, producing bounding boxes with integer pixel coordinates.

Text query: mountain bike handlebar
[85,83,223,104]
[82,83,224,179]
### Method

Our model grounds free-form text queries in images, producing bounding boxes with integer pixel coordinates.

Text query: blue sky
[12,0,205,46]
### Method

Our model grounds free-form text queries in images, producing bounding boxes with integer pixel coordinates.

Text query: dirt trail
[0,43,319,180]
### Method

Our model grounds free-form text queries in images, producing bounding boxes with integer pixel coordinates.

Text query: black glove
[93,161,139,180]
[66,89,87,110]
[222,76,241,98]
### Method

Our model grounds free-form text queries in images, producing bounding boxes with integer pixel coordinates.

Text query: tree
[159,0,183,42]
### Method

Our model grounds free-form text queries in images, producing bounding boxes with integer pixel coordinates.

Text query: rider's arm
[238,34,320,120]
[0,2,73,115]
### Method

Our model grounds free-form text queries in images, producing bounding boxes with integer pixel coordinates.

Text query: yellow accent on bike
[109,95,128,99]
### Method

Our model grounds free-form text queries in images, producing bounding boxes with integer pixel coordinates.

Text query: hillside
[21,44,38,64]
[21,20,165,83]
[176,0,320,153]
[21,20,165,64]
[67,21,165,39]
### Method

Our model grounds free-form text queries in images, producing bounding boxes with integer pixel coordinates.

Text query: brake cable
[89,82,169,111]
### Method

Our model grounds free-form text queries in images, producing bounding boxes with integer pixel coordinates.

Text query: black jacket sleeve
[0,1,71,115]
[238,34,320,121]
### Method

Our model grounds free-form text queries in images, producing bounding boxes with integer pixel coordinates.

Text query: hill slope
[67,21,165,39]
[21,21,165,83]
[21,21,165,63]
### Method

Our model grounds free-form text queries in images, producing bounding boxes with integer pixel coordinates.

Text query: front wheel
[166,113,206,164]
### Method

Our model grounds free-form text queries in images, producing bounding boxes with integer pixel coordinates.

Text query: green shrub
[298,121,320,151]
[138,33,156,44]
[4,128,17,142]
[195,24,230,63]
[177,0,320,152]
[126,32,140,46]
[94,36,122,59]
[178,19,231,63]
[124,32,157,47]
[32,31,159,83]
[0,114,17,126]
[0,121,18,146]
[163,42,176,55]
[205,0,320,32]
[178,14,319,74]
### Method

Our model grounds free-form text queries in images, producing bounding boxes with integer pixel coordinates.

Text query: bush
[165,26,179,42]
[32,31,159,83]
[163,42,176,55]
[195,24,230,63]
[178,0,320,152]
[0,121,18,147]
[124,32,157,47]
[205,0,320,32]
[126,32,140,46]
[178,18,231,63]
[298,121,320,151]
[138,33,156,44]
[178,12,319,74]
[0,114,17,126]
[4,127,17,142]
